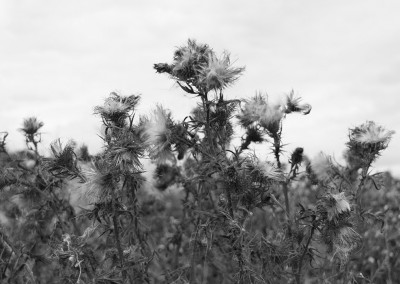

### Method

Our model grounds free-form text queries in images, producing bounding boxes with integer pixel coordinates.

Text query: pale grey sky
[1,0,399,176]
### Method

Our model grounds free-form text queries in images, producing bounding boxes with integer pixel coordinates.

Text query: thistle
[347,121,395,167]
[168,39,212,86]
[238,93,284,136]
[45,139,83,180]
[319,192,351,222]
[246,155,285,182]
[311,153,335,181]
[284,90,312,115]
[197,52,244,91]
[20,117,44,136]
[349,121,394,150]
[94,93,140,127]
[141,105,174,163]
[83,163,116,203]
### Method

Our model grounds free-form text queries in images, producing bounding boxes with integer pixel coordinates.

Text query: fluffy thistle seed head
[322,192,351,222]
[246,155,285,182]
[238,93,284,135]
[105,130,144,174]
[95,93,140,126]
[83,165,116,203]
[141,105,174,163]
[198,52,244,91]
[171,39,212,84]
[349,121,394,149]
[347,121,394,166]
[311,153,335,181]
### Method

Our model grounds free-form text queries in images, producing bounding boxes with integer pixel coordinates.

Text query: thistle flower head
[105,130,144,173]
[45,139,82,180]
[141,105,174,163]
[238,93,284,135]
[246,155,285,182]
[83,161,116,203]
[290,147,304,165]
[349,121,394,148]
[20,117,44,135]
[322,192,351,222]
[285,90,312,115]
[311,153,335,181]
[171,39,212,83]
[94,93,140,126]
[198,52,244,91]
[347,121,394,166]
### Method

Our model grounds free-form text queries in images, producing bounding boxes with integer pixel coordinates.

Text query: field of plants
[0,39,399,284]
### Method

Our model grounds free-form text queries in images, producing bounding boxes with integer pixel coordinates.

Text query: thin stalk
[355,165,370,212]
[111,192,126,281]
[295,226,315,284]
[189,217,200,283]
[272,132,292,229]
[225,185,234,219]
[272,133,282,169]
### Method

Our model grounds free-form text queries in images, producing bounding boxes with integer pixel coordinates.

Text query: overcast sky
[1,0,399,177]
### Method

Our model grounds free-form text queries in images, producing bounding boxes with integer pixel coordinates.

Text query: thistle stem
[111,193,126,281]
[296,226,315,284]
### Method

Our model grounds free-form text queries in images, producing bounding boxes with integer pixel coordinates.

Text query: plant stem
[296,226,315,284]
[272,133,282,169]
[111,193,126,281]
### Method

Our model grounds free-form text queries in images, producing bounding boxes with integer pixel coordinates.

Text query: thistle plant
[19,117,44,153]
[0,39,398,284]
[151,39,396,284]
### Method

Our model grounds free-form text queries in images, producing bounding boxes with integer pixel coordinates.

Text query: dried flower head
[83,163,116,203]
[141,105,174,163]
[311,153,335,181]
[323,192,351,222]
[246,155,285,182]
[285,90,312,115]
[20,117,44,135]
[347,121,394,166]
[170,39,212,84]
[198,52,244,91]
[349,121,394,148]
[45,139,82,180]
[105,130,144,174]
[238,93,284,135]
[95,93,140,126]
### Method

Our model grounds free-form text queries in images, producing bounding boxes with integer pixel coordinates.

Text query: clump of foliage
[0,39,398,284]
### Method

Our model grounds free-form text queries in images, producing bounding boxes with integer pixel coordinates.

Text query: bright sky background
[1,0,399,177]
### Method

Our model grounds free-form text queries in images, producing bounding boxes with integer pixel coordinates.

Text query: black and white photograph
[1,1,399,283]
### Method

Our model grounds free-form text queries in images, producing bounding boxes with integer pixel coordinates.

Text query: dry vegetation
[0,39,399,284]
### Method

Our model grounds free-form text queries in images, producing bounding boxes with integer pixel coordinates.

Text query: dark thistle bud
[291,147,304,165]
[153,164,179,191]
